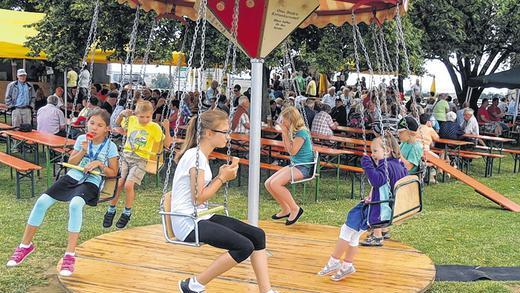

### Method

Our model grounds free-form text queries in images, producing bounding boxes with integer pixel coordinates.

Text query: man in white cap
[5,69,35,127]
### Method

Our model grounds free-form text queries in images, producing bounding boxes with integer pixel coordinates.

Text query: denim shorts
[294,165,312,179]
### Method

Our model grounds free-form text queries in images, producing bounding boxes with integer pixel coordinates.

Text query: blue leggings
[27,194,86,233]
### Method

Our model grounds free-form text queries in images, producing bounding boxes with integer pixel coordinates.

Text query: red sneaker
[59,254,76,277]
[6,244,35,267]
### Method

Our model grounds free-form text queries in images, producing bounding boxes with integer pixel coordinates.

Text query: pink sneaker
[59,254,76,277]
[6,244,35,267]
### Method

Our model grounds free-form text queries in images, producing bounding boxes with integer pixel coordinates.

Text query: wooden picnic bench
[0,151,42,198]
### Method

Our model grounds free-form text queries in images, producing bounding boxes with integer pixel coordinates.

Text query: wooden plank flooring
[58,221,435,292]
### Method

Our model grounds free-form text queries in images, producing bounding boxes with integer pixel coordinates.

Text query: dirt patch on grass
[27,267,66,293]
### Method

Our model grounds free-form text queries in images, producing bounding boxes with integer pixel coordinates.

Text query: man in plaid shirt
[311,103,338,136]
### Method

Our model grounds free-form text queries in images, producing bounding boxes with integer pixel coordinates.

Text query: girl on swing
[6,109,119,277]
[266,106,314,225]
[171,110,278,293]
[317,133,407,281]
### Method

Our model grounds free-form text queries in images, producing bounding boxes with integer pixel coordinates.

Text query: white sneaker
[330,265,356,281]
[317,261,341,276]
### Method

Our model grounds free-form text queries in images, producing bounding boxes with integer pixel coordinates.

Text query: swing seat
[290,150,319,184]
[366,175,423,228]
[57,162,120,203]
[160,192,226,247]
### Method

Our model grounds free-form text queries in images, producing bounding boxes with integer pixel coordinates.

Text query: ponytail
[175,115,198,163]
[174,109,229,163]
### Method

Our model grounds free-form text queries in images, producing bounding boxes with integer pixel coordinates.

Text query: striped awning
[117,0,407,27]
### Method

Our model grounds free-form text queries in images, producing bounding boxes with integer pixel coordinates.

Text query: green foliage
[409,0,520,105]
[24,0,184,70]
[150,73,170,89]
[0,0,38,11]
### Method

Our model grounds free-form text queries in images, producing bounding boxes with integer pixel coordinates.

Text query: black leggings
[184,215,266,263]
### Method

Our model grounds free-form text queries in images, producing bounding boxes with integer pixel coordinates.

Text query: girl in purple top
[317,133,407,282]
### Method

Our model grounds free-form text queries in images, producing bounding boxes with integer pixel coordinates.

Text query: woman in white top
[171,110,277,293]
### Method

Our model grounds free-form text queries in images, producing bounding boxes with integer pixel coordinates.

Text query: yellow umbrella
[319,73,328,96]
[430,76,436,95]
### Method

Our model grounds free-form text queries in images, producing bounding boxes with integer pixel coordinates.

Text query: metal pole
[248,58,264,227]
[64,70,68,116]
[514,89,520,125]
[465,87,473,104]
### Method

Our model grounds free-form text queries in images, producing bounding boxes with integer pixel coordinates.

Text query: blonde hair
[280,106,306,141]
[134,101,153,114]
[175,109,228,163]
[372,132,401,159]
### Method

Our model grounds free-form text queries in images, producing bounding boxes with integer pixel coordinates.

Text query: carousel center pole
[248,58,264,227]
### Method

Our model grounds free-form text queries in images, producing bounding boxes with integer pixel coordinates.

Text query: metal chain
[194,0,209,217]
[161,5,206,203]
[352,12,392,196]
[161,2,206,209]
[62,0,100,162]
[138,19,158,91]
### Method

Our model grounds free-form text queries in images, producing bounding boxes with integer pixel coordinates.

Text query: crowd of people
[4,67,519,293]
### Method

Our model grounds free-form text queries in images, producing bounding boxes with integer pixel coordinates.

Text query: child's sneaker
[382,231,391,240]
[116,213,131,229]
[178,278,204,293]
[59,254,76,277]
[317,261,341,276]
[330,265,356,281]
[103,211,116,228]
[360,235,383,246]
[6,244,35,267]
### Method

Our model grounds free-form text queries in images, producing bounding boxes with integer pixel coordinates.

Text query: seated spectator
[460,107,485,145]
[37,95,66,136]
[168,100,185,134]
[100,91,117,115]
[488,97,509,134]
[48,87,65,110]
[478,98,504,136]
[439,112,464,140]
[330,98,347,126]
[456,102,469,126]
[417,113,439,151]
[477,98,491,123]
[302,98,316,128]
[72,97,99,127]
[311,103,337,136]
[488,97,506,122]
[110,97,126,129]
[34,86,47,112]
[232,96,250,134]
[97,88,109,102]
[321,87,336,109]
[217,95,230,114]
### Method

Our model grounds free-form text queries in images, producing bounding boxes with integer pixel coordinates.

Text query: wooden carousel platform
[58,221,435,292]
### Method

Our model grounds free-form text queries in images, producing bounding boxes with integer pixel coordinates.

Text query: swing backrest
[98,175,119,203]
[162,191,176,239]
[145,139,165,174]
[392,174,422,224]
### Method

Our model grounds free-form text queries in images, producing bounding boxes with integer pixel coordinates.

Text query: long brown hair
[175,109,228,163]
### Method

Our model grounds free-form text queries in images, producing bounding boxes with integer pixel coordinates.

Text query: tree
[0,0,38,11]
[409,0,520,109]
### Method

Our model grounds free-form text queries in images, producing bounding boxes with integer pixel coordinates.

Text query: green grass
[1,146,520,292]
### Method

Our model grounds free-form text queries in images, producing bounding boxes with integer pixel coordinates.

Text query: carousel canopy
[118,0,407,58]
[118,0,406,27]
